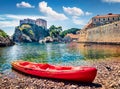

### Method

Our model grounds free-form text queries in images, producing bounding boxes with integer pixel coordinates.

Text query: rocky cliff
[0,30,14,47]
[13,24,49,42]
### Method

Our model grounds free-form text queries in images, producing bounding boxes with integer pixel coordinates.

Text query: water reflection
[0,43,120,72]
[69,43,120,59]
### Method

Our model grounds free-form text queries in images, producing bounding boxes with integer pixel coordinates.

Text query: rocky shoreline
[0,58,120,89]
[0,33,15,47]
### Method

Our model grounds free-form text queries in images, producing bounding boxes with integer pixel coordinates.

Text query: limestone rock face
[0,30,14,47]
[39,36,53,43]
[13,24,49,43]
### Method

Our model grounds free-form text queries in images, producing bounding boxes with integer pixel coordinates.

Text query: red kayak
[11,61,97,82]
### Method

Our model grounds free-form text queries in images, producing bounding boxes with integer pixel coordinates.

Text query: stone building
[84,13,120,29]
[65,33,79,42]
[20,18,47,29]
[35,19,47,29]
[78,13,120,44]
[20,19,35,25]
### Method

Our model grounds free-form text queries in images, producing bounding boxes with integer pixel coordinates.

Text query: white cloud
[16,1,35,8]
[85,12,92,16]
[39,1,68,21]
[102,0,120,3]
[63,6,92,17]
[72,18,86,25]
[0,14,47,28]
[63,7,90,26]
[5,14,46,20]
[0,20,18,28]
[0,17,6,20]
[63,7,84,16]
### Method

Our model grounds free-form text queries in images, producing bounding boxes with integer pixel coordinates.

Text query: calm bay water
[0,42,120,73]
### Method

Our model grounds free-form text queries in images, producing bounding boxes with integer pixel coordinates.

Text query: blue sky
[0,0,120,35]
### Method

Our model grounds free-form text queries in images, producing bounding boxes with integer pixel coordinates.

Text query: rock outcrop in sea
[0,29,14,47]
[13,24,49,43]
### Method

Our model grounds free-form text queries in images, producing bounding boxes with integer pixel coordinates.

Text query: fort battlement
[20,18,47,29]
[78,21,120,44]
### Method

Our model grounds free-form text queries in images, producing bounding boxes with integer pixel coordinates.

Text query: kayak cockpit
[18,61,80,71]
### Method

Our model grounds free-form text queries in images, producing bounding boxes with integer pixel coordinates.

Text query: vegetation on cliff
[13,23,80,43]
[60,28,80,38]
[48,25,80,38]
[13,24,49,42]
[0,29,8,38]
[0,29,14,47]
[49,25,62,38]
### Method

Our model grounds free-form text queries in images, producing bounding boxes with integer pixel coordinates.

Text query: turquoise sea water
[0,42,120,73]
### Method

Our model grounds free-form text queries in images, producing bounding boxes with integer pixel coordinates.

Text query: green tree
[49,25,56,31]
[0,29,8,37]
[49,25,62,38]
[60,28,80,38]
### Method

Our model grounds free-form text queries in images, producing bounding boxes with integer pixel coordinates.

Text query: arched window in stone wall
[113,17,114,21]
[117,17,119,20]
[119,17,120,20]
[99,18,100,21]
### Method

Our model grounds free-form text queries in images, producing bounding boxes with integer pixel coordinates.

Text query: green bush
[60,28,80,38]
[29,30,34,36]
[0,29,8,37]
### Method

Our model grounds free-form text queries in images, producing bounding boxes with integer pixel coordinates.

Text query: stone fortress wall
[78,21,120,44]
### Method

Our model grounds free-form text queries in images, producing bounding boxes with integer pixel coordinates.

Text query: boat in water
[11,61,97,82]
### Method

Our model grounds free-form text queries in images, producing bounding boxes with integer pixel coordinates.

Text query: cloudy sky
[0,0,120,35]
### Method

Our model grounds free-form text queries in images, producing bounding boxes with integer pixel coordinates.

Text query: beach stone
[0,58,120,89]
[70,85,78,88]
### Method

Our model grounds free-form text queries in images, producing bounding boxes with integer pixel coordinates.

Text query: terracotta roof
[83,20,93,29]
[94,14,120,18]
[66,34,79,38]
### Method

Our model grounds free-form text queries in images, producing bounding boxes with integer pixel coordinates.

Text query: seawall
[78,21,120,44]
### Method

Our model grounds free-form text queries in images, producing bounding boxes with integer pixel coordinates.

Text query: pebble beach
[0,58,120,89]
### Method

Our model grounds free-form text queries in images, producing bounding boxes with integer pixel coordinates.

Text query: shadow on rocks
[50,79,102,88]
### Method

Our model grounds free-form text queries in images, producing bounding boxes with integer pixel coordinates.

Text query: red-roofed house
[65,33,79,42]
[84,13,120,29]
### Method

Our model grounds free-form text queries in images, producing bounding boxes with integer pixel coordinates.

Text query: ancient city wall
[78,21,120,44]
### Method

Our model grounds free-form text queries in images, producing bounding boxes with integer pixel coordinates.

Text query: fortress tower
[20,18,47,29]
